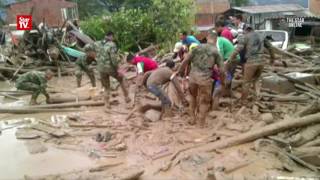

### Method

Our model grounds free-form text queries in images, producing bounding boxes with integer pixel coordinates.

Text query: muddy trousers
[99,72,130,109]
[75,68,96,87]
[16,82,43,104]
[147,84,172,117]
[147,84,171,107]
[189,81,212,127]
[242,62,264,100]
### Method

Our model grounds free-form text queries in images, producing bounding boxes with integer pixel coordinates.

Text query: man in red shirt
[127,54,158,74]
[215,21,234,43]
[127,54,159,108]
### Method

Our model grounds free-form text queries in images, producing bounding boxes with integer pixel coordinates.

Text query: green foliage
[80,0,195,52]
[230,0,250,6]
[104,8,156,52]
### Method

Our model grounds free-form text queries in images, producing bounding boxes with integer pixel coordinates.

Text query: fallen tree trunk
[293,147,320,157]
[0,108,81,114]
[273,47,309,63]
[296,100,320,117]
[288,124,320,147]
[49,94,91,104]
[202,113,320,152]
[261,93,310,102]
[30,100,104,109]
[295,84,320,97]
[302,138,320,147]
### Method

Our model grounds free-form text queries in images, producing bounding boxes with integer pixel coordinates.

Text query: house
[309,0,320,16]
[4,0,78,27]
[225,4,307,30]
[195,0,230,40]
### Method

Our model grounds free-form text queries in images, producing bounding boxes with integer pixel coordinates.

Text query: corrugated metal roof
[265,10,320,19]
[232,4,305,14]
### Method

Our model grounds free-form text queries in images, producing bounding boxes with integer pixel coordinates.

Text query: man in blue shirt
[180,31,200,46]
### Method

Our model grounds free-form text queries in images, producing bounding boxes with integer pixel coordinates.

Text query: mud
[0,71,319,179]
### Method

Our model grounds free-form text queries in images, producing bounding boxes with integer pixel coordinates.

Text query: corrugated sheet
[233,4,304,14]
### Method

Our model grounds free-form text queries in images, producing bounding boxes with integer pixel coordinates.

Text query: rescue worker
[227,25,275,102]
[144,60,188,118]
[179,31,226,128]
[16,70,54,105]
[126,54,158,108]
[95,31,131,110]
[75,44,96,87]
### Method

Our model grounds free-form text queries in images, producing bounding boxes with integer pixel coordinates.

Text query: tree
[230,0,249,6]
[80,0,195,52]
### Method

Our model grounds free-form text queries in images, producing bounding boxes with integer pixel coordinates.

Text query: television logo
[16,15,32,30]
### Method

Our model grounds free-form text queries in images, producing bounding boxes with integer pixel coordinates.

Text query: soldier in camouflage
[179,31,226,128]
[227,25,275,102]
[94,32,131,110]
[75,44,96,87]
[16,70,54,105]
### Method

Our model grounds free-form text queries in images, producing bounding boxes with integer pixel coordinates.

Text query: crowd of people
[15,14,275,128]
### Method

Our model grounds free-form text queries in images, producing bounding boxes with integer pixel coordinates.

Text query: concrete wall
[196,0,230,26]
[6,0,78,27]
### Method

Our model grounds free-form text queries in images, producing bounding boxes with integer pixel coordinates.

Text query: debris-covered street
[1,0,320,180]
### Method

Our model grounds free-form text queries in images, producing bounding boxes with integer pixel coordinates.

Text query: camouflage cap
[83,44,96,52]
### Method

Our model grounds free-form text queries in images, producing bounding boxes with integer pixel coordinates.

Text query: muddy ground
[1,59,320,180]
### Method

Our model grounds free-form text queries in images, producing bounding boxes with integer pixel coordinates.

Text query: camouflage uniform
[16,71,49,104]
[75,55,96,87]
[188,44,224,127]
[94,40,130,109]
[234,31,275,100]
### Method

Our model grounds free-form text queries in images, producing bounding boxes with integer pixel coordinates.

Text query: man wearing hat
[75,44,97,87]
[227,25,275,102]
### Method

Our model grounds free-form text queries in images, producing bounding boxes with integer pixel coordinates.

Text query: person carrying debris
[15,70,54,105]
[143,60,188,118]
[227,25,275,102]
[95,31,131,110]
[75,44,96,87]
[179,31,226,128]
[126,54,158,107]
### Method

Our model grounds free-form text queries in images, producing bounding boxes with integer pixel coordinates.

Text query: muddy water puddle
[0,79,96,180]
[0,124,95,179]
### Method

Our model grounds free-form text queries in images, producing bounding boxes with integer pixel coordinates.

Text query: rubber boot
[104,90,111,110]
[88,73,96,87]
[76,77,82,88]
[30,94,38,105]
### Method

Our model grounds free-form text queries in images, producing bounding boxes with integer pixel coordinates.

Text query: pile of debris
[0,20,93,79]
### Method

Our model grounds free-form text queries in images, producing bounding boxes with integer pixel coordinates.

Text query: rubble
[1,16,320,180]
